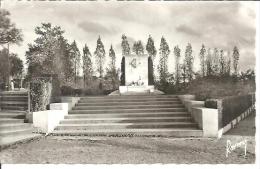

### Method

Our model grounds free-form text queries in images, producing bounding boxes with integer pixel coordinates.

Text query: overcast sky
[2,1,256,73]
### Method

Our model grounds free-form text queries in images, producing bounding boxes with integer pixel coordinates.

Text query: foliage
[232,46,239,76]
[184,43,194,82]
[94,36,106,78]
[70,40,81,85]
[158,36,170,88]
[82,44,93,87]
[148,56,154,85]
[174,45,181,84]
[206,48,213,76]
[121,34,130,56]
[106,45,119,90]
[132,40,144,56]
[30,79,52,112]
[146,35,157,60]
[0,9,23,45]
[120,56,125,86]
[9,53,23,78]
[199,44,206,77]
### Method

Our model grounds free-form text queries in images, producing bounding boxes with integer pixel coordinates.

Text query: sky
[1,0,257,74]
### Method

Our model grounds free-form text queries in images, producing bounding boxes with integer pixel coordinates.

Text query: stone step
[65,112,190,119]
[0,105,27,111]
[76,100,182,106]
[1,95,28,101]
[0,128,34,137]
[0,112,26,118]
[56,122,197,130]
[60,116,192,124]
[51,128,203,137]
[0,101,28,105]
[1,91,28,96]
[69,108,186,114]
[0,123,32,130]
[81,95,179,99]
[0,110,27,114]
[79,97,180,103]
[73,104,184,110]
[0,118,25,124]
[0,133,42,149]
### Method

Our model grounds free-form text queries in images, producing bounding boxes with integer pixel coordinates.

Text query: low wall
[179,94,255,138]
[33,103,68,133]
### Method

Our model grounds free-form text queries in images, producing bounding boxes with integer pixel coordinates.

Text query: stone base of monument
[108,85,164,95]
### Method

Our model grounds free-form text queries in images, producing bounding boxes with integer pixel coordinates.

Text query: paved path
[0,114,256,164]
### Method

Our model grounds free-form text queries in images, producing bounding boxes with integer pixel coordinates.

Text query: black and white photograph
[0,0,258,167]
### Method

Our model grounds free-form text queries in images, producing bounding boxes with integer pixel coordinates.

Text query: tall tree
[9,53,23,78]
[132,40,144,56]
[121,34,130,57]
[82,44,93,87]
[212,48,219,75]
[70,40,81,85]
[206,48,212,76]
[199,44,206,77]
[158,36,170,86]
[0,9,23,89]
[184,43,194,82]
[94,36,106,89]
[225,50,231,76]
[106,45,119,90]
[26,23,66,78]
[219,49,225,76]
[120,34,130,85]
[174,45,181,84]
[146,35,157,60]
[232,46,239,76]
[146,35,157,85]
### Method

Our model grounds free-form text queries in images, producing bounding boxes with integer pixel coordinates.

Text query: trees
[120,34,130,85]
[26,23,66,77]
[232,46,239,76]
[0,9,23,89]
[219,49,225,75]
[70,40,81,85]
[146,35,157,85]
[0,9,23,45]
[173,45,181,84]
[146,35,157,60]
[199,44,206,77]
[132,40,144,56]
[158,36,170,86]
[94,36,106,89]
[224,50,231,76]
[206,48,212,76]
[106,45,119,90]
[212,48,220,75]
[82,44,93,87]
[9,53,23,78]
[184,43,194,82]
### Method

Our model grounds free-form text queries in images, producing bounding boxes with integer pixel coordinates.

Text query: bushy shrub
[30,80,52,112]
[205,94,255,128]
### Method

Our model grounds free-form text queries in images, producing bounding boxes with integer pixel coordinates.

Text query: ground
[0,114,256,164]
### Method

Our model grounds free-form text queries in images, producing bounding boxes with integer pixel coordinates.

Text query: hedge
[205,94,255,128]
[148,56,154,85]
[30,80,52,112]
[120,56,125,86]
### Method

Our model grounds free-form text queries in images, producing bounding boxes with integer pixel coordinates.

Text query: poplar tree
[82,44,93,87]
[184,43,194,82]
[158,36,170,86]
[94,36,106,78]
[174,45,181,84]
[146,35,157,60]
[219,49,225,76]
[199,44,206,77]
[232,46,239,76]
[70,40,81,84]
[206,48,212,76]
[106,45,118,90]
[120,34,130,85]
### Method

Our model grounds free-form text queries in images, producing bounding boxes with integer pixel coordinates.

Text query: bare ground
[0,114,256,164]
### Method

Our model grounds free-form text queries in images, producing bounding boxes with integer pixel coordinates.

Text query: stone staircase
[52,95,203,137]
[0,91,40,148]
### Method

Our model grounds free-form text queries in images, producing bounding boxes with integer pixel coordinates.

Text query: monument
[119,54,155,94]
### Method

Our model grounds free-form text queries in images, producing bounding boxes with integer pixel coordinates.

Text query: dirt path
[0,114,256,164]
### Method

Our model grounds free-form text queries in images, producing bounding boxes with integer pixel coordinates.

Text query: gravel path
[0,114,255,164]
